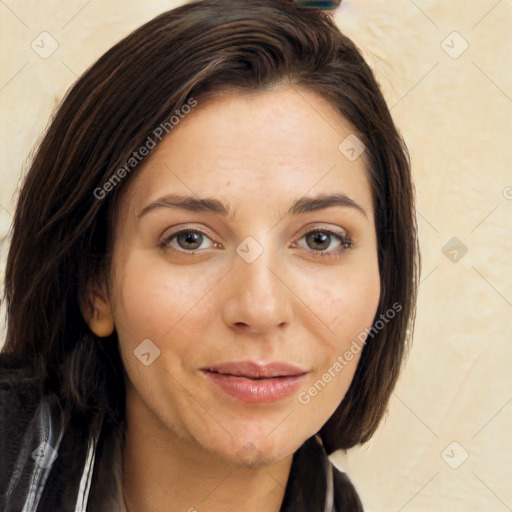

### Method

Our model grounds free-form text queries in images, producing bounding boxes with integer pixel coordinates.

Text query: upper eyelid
[162,223,349,237]
[297,223,348,237]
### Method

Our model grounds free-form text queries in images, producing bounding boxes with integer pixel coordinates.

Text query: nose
[221,243,293,337]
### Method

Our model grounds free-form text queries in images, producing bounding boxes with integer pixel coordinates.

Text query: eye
[160,226,352,258]
[160,228,221,254]
[292,227,352,258]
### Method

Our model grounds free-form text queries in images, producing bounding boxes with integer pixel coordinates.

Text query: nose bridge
[222,234,292,333]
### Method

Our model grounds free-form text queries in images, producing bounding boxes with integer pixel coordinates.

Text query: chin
[195,422,306,468]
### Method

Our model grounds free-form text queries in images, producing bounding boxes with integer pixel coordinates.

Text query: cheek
[295,263,380,416]
[330,269,381,338]
[296,257,381,346]
[111,251,225,381]
[113,252,218,338]
[111,253,223,407]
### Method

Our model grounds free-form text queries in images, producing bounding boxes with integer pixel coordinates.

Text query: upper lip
[202,361,308,379]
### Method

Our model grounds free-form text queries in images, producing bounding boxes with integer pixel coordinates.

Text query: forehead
[120,86,373,219]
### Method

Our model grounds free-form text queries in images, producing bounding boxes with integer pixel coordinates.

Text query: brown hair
[3,0,419,506]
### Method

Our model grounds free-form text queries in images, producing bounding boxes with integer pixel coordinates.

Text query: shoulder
[0,352,97,511]
[0,352,45,489]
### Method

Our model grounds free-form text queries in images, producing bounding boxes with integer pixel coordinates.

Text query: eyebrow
[137,192,369,220]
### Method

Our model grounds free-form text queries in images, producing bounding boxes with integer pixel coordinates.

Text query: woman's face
[97,86,380,466]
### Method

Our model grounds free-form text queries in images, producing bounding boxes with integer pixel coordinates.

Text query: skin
[83,85,381,512]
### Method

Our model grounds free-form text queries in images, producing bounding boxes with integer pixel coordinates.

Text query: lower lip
[203,371,306,403]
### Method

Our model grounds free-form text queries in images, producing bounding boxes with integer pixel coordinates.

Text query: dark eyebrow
[138,192,368,220]
[290,193,368,219]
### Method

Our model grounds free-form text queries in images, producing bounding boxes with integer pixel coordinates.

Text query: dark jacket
[0,352,364,511]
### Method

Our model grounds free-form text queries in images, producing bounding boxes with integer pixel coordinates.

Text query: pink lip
[201,361,309,403]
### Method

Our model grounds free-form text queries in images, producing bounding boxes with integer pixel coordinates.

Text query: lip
[201,361,309,403]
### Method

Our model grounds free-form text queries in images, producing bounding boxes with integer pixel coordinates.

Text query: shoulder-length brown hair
[3,0,419,454]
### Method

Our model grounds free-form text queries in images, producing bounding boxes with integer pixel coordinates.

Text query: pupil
[309,232,329,251]
[178,231,202,250]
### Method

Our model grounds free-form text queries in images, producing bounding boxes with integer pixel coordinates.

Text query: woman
[0,0,419,510]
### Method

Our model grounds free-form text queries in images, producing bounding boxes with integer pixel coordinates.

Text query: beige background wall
[1,1,511,510]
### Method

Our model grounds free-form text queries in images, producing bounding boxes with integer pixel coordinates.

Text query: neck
[121,385,293,512]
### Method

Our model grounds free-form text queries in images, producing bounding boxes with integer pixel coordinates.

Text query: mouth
[202,360,308,379]
[201,361,309,403]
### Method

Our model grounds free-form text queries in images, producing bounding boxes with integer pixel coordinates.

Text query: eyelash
[160,227,352,258]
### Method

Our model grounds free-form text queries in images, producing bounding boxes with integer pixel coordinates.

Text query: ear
[80,281,115,338]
